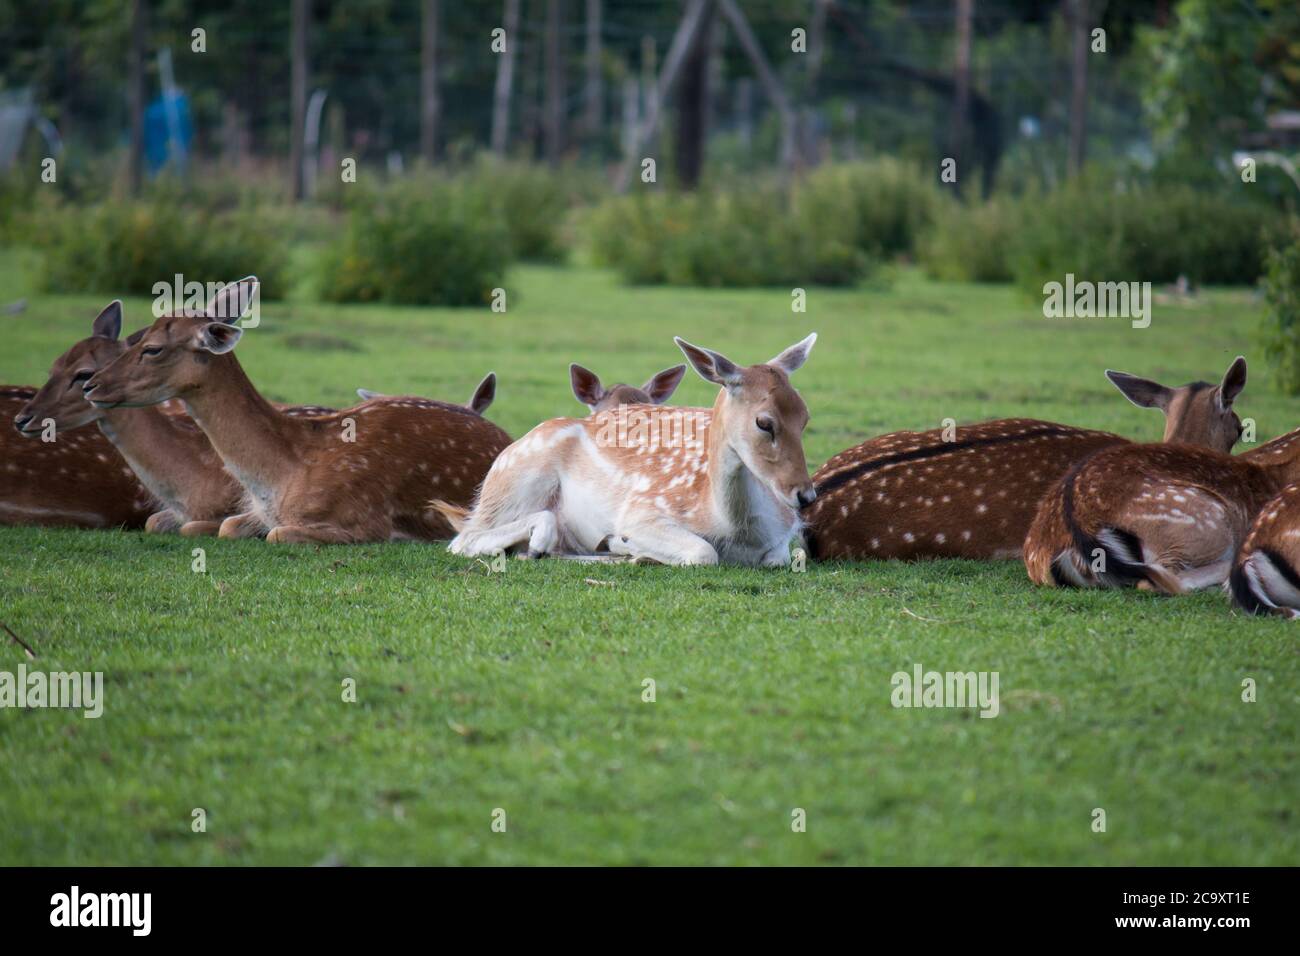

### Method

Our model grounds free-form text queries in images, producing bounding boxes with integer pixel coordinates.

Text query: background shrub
[587,182,870,288]
[798,157,941,259]
[317,174,509,306]
[1261,229,1300,395]
[1008,182,1284,294]
[461,157,571,262]
[918,196,1019,282]
[26,196,292,300]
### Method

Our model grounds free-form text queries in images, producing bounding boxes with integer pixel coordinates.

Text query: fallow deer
[15,300,335,536]
[569,363,686,414]
[433,335,817,566]
[805,360,1247,562]
[3,385,154,529]
[357,371,499,417]
[1229,483,1300,616]
[83,277,512,544]
[1024,359,1247,585]
[1029,395,1300,596]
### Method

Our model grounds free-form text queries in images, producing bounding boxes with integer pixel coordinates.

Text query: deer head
[84,279,253,409]
[15,301,131,436]
[1105,356,1246,452]
[674,334,817,509]
[570,363,686,414]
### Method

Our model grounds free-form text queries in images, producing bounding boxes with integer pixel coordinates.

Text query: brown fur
[1230,483,1300,615]
[16,301,335,536]
[807,419,1125,560]
[83,282,512,544]
[2,385,155,528]
[1025,362,1246,585]
[1030,435,1300,594]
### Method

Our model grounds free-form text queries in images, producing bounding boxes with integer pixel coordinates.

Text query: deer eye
[142,346,163,357]
[756,416,775,436]
[71,370,93,383]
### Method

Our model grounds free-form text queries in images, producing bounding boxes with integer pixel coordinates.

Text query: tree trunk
[290,0,309,201]
[674,0,713,188]
[950,0,973,195]
[582,0,603,138]
[128,0,146,195]
[420,0,440,163]
[491,0,522,155]
[614,0,711,192]
[544,0,564,166]
[716,0,798,173]
[1068,0,1089,176]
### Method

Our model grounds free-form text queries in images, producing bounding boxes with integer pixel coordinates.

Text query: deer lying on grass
[569,363,686,414]
[434,335,817,566]
[3,384,154,529]
[1229,483,1300,616]
[357,371,498,417]
[806,359,1247,561]
[1024,359,1247,585]
[82,278,512,544]
[15,300,335,536]
[1026,371,1300,596]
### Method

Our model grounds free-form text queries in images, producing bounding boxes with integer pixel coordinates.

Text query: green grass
[0,257,1295,865]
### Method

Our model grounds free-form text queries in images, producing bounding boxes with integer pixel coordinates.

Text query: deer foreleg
[606,519,719,566]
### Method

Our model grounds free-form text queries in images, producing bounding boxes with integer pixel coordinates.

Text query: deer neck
[178,354,303,489]
[705,390,768,532]
[97,405,223,516]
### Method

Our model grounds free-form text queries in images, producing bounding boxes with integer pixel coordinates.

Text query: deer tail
[428,499,471,533]
[1231,548,1300,616]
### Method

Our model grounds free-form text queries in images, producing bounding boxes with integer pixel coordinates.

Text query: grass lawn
[0,256,1295,865]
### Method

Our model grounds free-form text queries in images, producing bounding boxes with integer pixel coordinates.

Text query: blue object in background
[144,92,193,172]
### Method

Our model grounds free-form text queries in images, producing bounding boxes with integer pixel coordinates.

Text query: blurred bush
[23,195,291,299]
[317,173,509,306]
[1261,228,1300,395]
[1007,182,1286,293]
[918,196,1020,282]
[461,156,572,262]
[798,158,941,259]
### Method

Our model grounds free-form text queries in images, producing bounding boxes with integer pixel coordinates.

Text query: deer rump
[1039,443,1262,594]
[805,419,1126,561]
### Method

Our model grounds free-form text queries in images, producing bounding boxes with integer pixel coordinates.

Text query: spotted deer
[3,384,154,529]
[433,335,817,566]
[569,363,686,414]
[1028,414,1300,596]
[357,371,498,417]
[83,277,512,544]
[15,300,336,536]
[1229,483,1300,616]
[1025,358,1247,585]
[806,359,1248,562]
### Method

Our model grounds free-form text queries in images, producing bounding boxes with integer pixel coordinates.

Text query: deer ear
[642,365,686,404]
[357,388,385,400]
[768,333,817,375]
[1105,369,1171,410]
[1218,356,1247,409]
[196,321,243,355]
[468,372,496,415]
[205,276,258,324]
[675,337,743,389]
[91,301,123,341]
[570,364,605,409]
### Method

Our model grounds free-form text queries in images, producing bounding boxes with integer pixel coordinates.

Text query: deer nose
[796,486,817,508]
[13,412,32,433]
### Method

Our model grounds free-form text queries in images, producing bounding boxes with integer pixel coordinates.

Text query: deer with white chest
[435,335,817,566]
